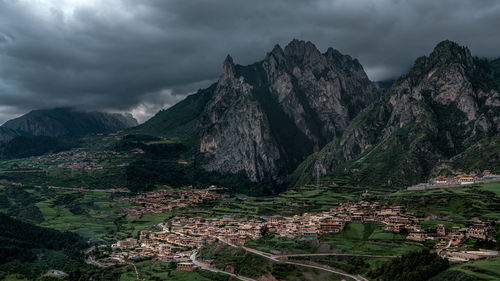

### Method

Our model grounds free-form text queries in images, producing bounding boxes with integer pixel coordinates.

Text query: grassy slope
[77,259,232,281]
[446,257,500,280]
[0,185,170,242]
[246,222,420,257]
[442,135,500,175]
[133,85,215,149]
[0,212,87,280]
[385,182,500,220]
[319,223,420,256]
[199,241,352,281]
[176,184,358,220]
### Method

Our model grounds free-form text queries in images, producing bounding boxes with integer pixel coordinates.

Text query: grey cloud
[0,0,499,124]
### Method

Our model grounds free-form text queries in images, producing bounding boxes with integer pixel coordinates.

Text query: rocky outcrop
[2,108,138,137]
[199,39,380,183]
[294,40,500,187]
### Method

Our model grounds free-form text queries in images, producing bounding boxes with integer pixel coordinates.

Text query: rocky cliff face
[293,40,500,187]
[2,108,138,137]
[199,39,380,183]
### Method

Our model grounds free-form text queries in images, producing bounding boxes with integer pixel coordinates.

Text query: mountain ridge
[2,107,138,137]
[292,40,500,188]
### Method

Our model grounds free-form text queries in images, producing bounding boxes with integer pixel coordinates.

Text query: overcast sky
[1,0,499,124]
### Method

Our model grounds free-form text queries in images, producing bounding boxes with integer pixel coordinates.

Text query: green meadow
[0,185,170,242]
[447,257,500,280]
[385,183,500,220]
[246,222,422,257]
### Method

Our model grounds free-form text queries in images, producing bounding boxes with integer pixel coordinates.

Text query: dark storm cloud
[1,0,500,123]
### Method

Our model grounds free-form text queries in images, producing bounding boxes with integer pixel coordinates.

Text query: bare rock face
[295,40,500,187]
[199,39,380,183]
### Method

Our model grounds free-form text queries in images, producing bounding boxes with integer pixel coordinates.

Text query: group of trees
[0,135,80,159]
[117,133,281,195]
[114,134,188,160]
[0,185,45,223]
[125,158,278,195]
[368,249,449,281]
[0,213,87,279]
[52,192,89,216]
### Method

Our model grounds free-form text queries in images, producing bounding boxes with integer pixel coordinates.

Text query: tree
[260,225,269,237]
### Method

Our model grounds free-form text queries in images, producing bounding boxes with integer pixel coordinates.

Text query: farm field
[384,183,500,220]
[246,222,422,256]
[0,185,170,242]
[447,257,500,280]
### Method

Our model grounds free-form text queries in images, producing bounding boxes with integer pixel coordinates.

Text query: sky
[1,0,500,124]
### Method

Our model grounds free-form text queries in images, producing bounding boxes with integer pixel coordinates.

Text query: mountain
[292,40,500,188]
[0,127,23,145]
[197,39,381,184]
[2,107,138,137]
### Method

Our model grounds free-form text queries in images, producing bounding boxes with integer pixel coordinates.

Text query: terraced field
[448,257,500,280]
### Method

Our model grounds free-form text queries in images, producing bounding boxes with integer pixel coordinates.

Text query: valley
[0,38,499,281]
[1,161,499,280]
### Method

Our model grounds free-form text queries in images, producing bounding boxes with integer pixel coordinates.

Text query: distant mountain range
[0,108,138,158]
[0,107,137,142]
[2,107,137,138]
[2,39,499,190]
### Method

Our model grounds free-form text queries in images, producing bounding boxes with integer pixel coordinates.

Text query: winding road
[190,251,257,281]
[282,261,368,281]
[239,246,368,281]
[276,253,396,259]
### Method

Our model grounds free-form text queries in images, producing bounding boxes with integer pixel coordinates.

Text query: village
[2,149,132,171]
[92,197,498,270]
[408,171,500,190]
[116,186,230,217]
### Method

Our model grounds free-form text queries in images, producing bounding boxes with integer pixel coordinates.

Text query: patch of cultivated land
[76,259,232,281]
[199,241,354,281]
[320,223,421,256]
[246,222,421,257]
[448,257,500,280]
[0,185,171,241]
[385,183,500,220]
[179,185,359,220]
[289,256,390,277]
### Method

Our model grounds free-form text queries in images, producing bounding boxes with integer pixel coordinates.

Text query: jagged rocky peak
[265,44,285,65]
[409,40,474,78]
[325,47,366,77]
[221,54,236,80]
[293,39,500,189]
[199,38,380,184]
[283,39,325,64]
[429,40,473,65]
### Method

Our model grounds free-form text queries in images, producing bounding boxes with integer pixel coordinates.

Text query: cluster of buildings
[117,187,230,217]
[92,199,497,267]
[408,171,500,190]
[8,149,128,171]
[104,230,207,264]
[407,223,495,243]
[406,223,498,262]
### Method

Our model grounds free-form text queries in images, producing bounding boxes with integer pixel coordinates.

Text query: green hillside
[0,213,87,280]
[134,84,216,149]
